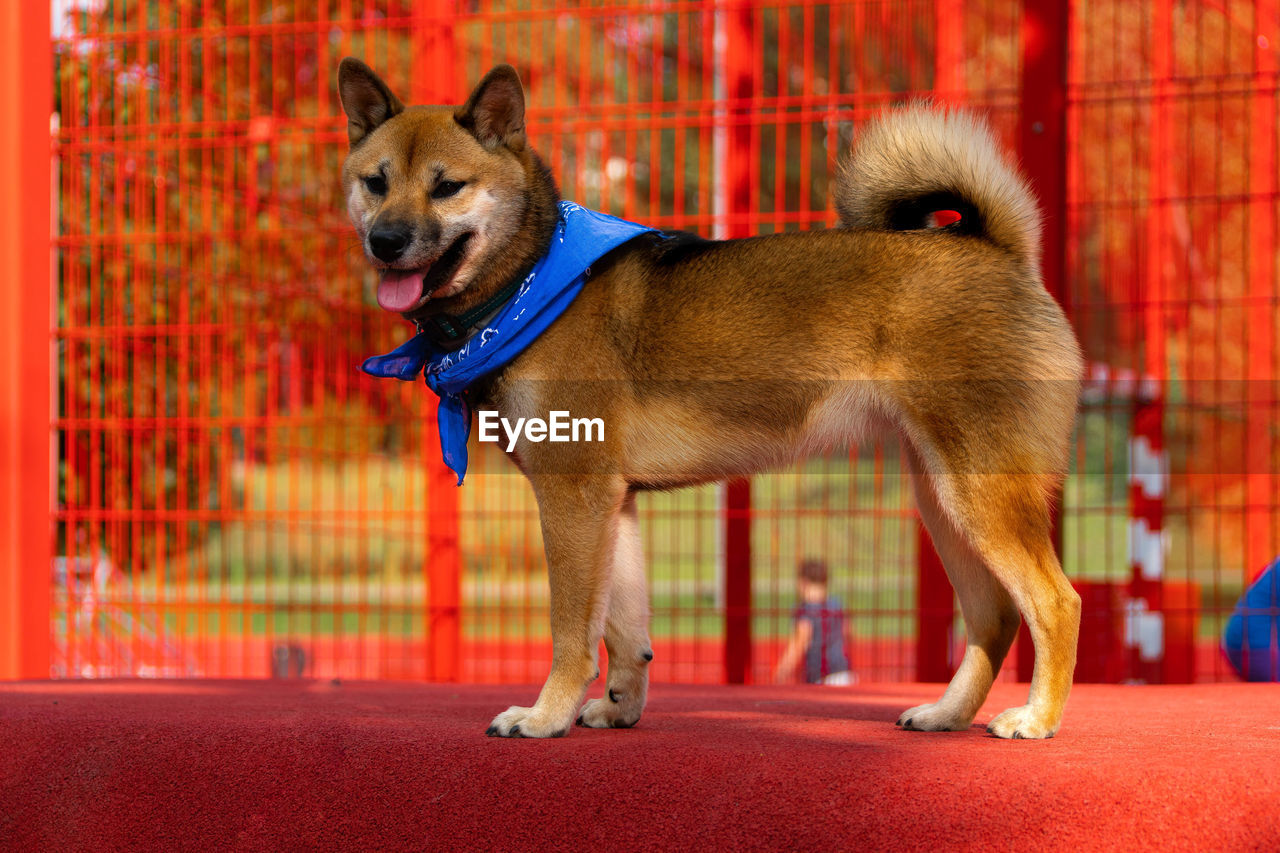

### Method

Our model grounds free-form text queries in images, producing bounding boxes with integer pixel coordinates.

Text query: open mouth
[376,232,474,313]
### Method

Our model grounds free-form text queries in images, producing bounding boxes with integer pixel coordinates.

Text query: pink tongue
[377,269,425,312]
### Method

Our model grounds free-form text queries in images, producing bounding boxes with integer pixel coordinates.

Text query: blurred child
[774,559,854,685]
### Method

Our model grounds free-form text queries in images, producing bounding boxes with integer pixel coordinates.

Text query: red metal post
[1015,0,1069,682]
[0,0,53,680]
[722,2,755,684]
[1124,0,1174,684]
[914,0,968,684]
[915,531,953,682]
[724,479,752,684]
[414,0,461,682]
[1245,1,1278,588]
[934,0,966,105]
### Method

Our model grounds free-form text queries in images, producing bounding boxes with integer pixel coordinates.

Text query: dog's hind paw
[486,705,570,739]
[896,701,971,732]
[576,694,641,729]
[985,705,1058,740]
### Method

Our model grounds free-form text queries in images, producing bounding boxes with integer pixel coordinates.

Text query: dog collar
[361,201,658,484]
[414,271,527,352]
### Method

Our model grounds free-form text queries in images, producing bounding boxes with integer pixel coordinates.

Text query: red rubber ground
[2,680,1277,851]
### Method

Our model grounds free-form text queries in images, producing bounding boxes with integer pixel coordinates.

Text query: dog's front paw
[576,691,642,730]
[896,701,971,732]
[485,705,571,739]
[985,705,1058,739]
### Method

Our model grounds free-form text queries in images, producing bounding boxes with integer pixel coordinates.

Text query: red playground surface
[2,680,1278,851]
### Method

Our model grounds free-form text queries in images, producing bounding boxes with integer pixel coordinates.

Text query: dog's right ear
[338,58,405,148]
[454,65,526,151]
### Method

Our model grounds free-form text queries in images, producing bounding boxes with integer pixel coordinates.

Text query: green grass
[142,425,1244,645]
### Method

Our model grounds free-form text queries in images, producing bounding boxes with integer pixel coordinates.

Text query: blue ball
[1223,558,1280,682]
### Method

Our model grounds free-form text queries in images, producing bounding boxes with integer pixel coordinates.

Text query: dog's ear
[454,65,526,151]
[338,57,405,148]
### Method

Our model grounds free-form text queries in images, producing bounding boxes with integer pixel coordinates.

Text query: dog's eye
[362,174,387,196]
[432,180,466,200]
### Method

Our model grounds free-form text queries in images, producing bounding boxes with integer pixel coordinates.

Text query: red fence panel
[1065,0,1280,682]
[6,0,1274,687]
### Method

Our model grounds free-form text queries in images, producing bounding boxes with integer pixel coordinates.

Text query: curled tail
[835,105,1041,267]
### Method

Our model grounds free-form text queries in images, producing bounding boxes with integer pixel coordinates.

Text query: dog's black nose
[368,226,412,263]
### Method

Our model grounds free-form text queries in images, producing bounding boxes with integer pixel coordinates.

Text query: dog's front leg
[486,474,626,738]
[577,490,652,729]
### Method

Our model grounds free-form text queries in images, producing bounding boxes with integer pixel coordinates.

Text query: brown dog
[338,58,1084,739]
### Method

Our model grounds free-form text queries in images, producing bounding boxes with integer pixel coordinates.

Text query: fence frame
[0,0,53,680]
[413,0,464,683]
[720,3,756,686]
[1010,0,1071,682]
[18,0,1268,685]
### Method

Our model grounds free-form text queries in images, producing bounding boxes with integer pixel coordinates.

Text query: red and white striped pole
[1126,382,1167,682]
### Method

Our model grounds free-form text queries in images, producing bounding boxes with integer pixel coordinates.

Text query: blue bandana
[361,201,657,484]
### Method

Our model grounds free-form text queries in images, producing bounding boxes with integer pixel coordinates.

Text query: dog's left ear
[338,57,405,148]
[455,65,526,151]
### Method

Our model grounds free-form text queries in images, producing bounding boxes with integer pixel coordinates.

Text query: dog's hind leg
[898,443,1021,732]
[916,462,1080,739]
[577,490,652,729]
[486,474,626,738]
[969,478,1080,739]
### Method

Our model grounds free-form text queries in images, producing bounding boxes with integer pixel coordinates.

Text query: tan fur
[339,60,1085,740]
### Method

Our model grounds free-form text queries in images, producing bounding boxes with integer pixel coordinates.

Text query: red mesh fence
[1064,0,1279,683]
[18,0,1277,685]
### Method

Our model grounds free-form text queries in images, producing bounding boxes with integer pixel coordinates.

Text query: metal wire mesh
[37,0,1279,685]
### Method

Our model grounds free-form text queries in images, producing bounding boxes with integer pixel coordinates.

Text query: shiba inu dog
[338,58,1084,739]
